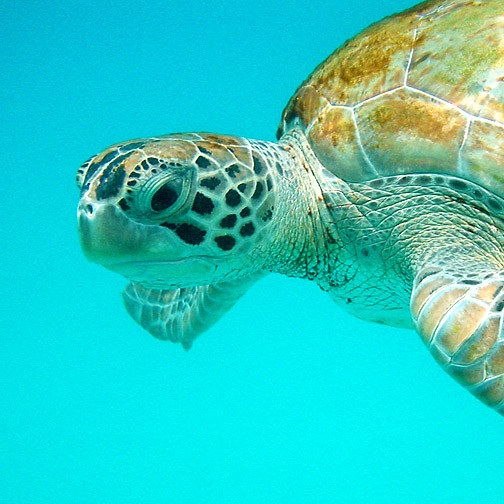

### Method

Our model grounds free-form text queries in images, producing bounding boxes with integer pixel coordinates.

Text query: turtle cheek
[158,192,216,249]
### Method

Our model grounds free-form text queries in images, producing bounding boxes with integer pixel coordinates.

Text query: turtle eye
[133,169,193,221]
[151,179,183,212]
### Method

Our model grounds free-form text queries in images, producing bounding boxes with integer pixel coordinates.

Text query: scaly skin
[303,125,504,413]
[77,132,326,348]
[77,0,504,414]
[78,127,504,413]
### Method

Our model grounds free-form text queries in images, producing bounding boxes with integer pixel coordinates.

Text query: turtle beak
[77,200,216,286]
[77,199,177,269]
[78,201,144,266]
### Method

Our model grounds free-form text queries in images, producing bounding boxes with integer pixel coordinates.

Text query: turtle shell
[278,0,504,196]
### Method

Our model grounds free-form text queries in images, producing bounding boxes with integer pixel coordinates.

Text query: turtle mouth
[78,202,166,265]
[106,256,219,288]
[78,201,223,287]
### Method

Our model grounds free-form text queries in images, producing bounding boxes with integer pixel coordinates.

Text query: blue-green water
[2,1,503,502]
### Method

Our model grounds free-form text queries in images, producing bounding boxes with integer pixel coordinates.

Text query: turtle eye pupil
[151,181,180,211]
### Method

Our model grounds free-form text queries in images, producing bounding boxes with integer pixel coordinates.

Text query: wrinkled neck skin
[255,130,335,280]
[277,128,504,328]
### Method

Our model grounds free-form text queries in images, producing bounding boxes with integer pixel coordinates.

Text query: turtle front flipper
[411,267,504,414]
[123,274,262,349]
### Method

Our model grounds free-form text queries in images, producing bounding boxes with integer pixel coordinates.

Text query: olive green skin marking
[78,0,504,415]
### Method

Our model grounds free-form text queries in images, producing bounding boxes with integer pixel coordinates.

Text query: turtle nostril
[78,202,96,216]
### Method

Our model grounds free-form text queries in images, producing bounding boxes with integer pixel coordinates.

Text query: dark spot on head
[200,177,221,190]
[151,181,180,211]
[170,223,206,245]
[225,189,241,207]
[276,162,283,175]
[239,222,255,237]
[76,168,86,187]
[120,141,145,151]
[96,155,128,200]
[449,179,468,191]
[215,235,236,251]
[99,149,121,166]
[238,183,247,193]
[141,160,150,170]
[196,156,211,169]
[78,159,91,170]
[220,214,237,228]
[226,164,240,178]
[80,161,100,188]
[198,146,212,156]
[118,198,130,211]
[147,157,159,165]
[253,156,264,175]
[161,222,176,230]
[266,176,273,191]
[192,192,214,215]
[252,182,264,200]
[83,151,119,189]
[127,179,138,187]
[240,207,251,218]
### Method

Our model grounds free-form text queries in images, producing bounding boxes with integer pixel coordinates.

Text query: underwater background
[3,0,504,502]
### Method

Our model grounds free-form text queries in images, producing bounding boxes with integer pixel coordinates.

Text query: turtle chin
[105,258,218,289]
[77,201,217,288]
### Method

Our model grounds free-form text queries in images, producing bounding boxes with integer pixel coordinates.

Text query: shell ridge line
[406,86,504,129]
[457,119,472,175]
[351,107,379,176]
[404,28,419,87]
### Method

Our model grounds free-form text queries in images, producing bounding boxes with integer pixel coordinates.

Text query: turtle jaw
[77,201,217,287]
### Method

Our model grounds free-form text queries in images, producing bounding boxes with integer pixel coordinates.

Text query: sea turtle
[77,0,504,414]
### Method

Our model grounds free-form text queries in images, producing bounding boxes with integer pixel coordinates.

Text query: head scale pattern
[77,133,278,255]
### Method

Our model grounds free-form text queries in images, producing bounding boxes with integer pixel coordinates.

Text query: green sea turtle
[77,0,504,414]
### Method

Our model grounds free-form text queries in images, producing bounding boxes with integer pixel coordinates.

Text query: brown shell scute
[278,0,504,195]
[356,88,467,176]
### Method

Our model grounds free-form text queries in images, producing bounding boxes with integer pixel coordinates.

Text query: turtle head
[77,133,279,288]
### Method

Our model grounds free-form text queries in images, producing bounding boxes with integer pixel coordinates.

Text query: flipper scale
[412,269,504,413]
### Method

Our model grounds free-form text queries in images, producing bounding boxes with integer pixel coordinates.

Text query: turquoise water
[3,0,504,502]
